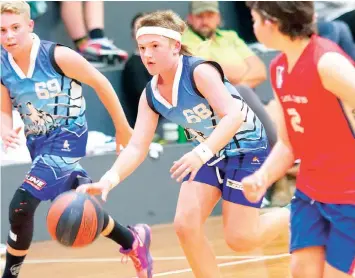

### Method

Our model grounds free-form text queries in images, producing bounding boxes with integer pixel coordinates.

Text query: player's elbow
[256,63,267,82]
[227,109,244,133]
[245,57,267,86]
[90,74,112,95]
[129,141,150,163]
[278,140,295,164]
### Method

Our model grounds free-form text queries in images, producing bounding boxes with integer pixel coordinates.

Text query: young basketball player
[243,2,355,278]
[0,2,152,278]
[77,10,291,278]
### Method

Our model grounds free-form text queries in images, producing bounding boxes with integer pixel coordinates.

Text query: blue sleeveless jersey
[1,33,87,157]
[145,55,268,158]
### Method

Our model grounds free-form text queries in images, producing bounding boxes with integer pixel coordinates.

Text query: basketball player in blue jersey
[0,2,152,278]
[77,10,291,278]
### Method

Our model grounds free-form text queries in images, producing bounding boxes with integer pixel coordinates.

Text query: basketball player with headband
[78,10,291,278]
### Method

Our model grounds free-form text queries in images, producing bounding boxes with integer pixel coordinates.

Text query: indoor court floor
[2,214,291,278]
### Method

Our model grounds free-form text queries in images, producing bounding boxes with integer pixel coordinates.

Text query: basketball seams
[46,192,77,241]
[47,191,104,248]
[72,199,98,247]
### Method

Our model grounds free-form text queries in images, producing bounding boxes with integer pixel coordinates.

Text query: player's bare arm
[54,45,133,148]
[239,55,267,88]
[193,63,245,153]
[170,63,246,183]
[108,91,159,180]
[318,52,355,108]
[1,83,21,148]
[242,91,295,203]
[76,91,159,200]
[1,83,13,132]
[256,91,295,185]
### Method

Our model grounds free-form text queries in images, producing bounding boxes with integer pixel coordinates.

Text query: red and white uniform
[270,35,355,204]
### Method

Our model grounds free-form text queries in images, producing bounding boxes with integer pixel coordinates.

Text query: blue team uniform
[1,33,89,200]
[145,55,270,207]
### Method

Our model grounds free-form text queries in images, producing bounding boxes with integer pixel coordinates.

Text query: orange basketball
[46,191,104,247]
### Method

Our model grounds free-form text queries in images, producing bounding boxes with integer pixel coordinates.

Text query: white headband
[136,26,182,42]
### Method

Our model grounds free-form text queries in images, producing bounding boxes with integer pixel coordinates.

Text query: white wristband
[193,143,214,164]
[100,170,120,189]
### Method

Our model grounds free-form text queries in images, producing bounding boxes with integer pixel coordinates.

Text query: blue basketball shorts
[290,189,355,275]
[184,149,269,208]
[21,154,90,201]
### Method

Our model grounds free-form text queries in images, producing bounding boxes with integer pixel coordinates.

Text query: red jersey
[270,35,355,204]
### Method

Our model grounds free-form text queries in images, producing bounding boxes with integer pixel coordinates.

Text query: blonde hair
[136,10,192,56]
[1,1,31,20]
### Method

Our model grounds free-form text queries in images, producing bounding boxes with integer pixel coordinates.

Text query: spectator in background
[317,20,355,60]
[182,1,267,89]
[122,13,151,127]
[315,1,355,39]
[60,1,128,68]
[314,1,355,61]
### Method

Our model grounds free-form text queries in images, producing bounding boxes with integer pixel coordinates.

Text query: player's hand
[241,171,268,203]
[115,127,133,153]
[170,151,203,183]
[1,127,21,150]
[76,180,112,202]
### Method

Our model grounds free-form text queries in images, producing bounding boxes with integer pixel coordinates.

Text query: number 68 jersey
[1,33,87,158]
[270,35,355,204]
[1,33,86,137]
[145,55,269,158]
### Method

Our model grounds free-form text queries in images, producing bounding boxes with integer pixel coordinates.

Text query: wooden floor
[5,215,291,278]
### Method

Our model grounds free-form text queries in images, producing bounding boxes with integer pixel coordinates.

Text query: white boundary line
[23,255,264,264]
[16,253,291,277]
[147,253,291,277]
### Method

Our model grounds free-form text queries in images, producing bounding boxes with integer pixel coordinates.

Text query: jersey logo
[62,140,71,152]
[25,174,47,190]
[276,66,284,89]
[226,179,243,190]
[251,156,260,165]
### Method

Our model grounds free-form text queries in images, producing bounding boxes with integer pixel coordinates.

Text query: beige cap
[190,1,219,15]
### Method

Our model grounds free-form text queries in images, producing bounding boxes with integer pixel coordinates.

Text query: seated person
[182,1,267,89]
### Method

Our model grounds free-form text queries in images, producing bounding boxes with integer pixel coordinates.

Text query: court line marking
[145,253,291,277]
[23,255,264,264]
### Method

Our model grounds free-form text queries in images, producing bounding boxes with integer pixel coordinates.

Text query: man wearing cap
[182,1,267,88]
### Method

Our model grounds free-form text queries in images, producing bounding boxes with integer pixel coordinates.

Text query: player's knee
[8,189,41,250]
[290,261,310,278]
[224,230,258,252]
[290,254,323,278]
[9,189,39,227]
[173,213,201,241]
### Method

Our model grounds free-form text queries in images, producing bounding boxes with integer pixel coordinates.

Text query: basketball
[46,191,104,248]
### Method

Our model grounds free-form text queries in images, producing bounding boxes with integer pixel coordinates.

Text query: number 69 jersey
[270,35,355,204]
[145,55,269,158]
[1,33,87,157]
